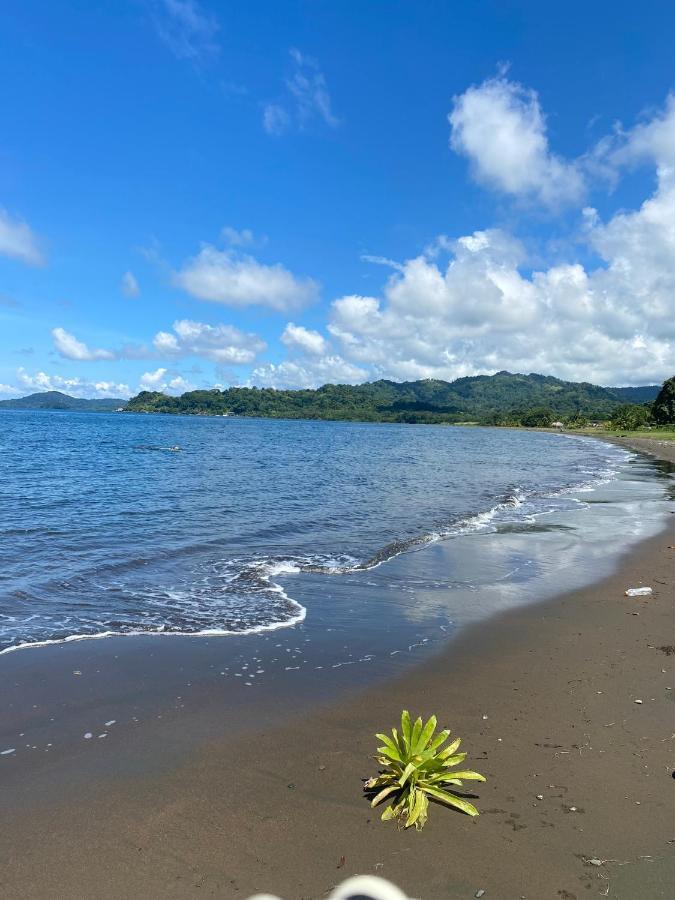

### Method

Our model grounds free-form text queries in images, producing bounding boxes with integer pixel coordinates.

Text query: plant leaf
[413,715,437,754]
[381,805,396,821]
[422,784,480,817]
[442,753,467,767]
[376,733,403,761]
[410,716,423,751]
[377,746,403,763]
[438,739,462,760]
[370,785,400,807]
[398,761,417,787]
[427,729,451,754]
[444,770,486,782]
[400,711,412,750]
[391,728,406,759]
[406,788,429,829]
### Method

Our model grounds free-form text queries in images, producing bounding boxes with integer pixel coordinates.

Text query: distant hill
[125,371,667,424]
[607,385,661,403]
[0,391,127,412]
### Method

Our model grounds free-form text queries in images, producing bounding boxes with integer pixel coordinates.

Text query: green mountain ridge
[124,372,664,424]
[606,385,661,403]
[0,391,127,412]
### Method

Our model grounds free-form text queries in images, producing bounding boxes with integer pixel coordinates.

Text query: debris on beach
[625,586,653,597]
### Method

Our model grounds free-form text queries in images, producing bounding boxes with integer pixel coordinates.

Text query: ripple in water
[0,411,635,652]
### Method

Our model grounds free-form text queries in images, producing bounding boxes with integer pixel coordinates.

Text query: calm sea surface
[0,411,670,654]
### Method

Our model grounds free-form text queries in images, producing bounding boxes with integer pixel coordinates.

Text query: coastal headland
[0,436,673,899]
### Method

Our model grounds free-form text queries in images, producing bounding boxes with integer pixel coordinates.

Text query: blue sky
[1,0,674,398]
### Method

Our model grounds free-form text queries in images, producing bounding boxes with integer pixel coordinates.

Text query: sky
[1,0,674,399]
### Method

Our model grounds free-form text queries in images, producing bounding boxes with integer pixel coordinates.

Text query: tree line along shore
[124,371,675,431]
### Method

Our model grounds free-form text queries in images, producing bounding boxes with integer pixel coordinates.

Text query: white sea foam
[0,442,633,656]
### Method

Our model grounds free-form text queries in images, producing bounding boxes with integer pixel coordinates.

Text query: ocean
[0,411,671,655]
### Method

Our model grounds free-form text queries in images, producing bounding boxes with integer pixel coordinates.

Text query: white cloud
[299,87,675,387]
[263,48,339,135]
[139,367,168,389]
[0,382,17,394]
[151,0,219,63]
[287,48,339,128]
[52,327,116,361]
[449,75,584,207]
[50,319,266,367]
[173,244,318,310]
[250,355,368,390]
[325,205,675,385]
[16,368,130,399]
[153,319,266,363]
[221,226,256,247]
[361,254,406,272]
[121,271,140,297]
[281,323,327,355]
[263,104,291,136]
[139,367,194,394]
[0,209,44,266]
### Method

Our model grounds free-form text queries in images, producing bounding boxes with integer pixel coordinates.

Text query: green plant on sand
[364,710,486,830]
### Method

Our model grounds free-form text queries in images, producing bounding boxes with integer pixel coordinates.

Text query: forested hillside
[125,371,650,424]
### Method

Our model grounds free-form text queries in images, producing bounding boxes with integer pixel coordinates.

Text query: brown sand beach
[1,437,673,900]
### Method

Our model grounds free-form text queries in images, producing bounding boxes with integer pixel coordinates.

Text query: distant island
[124,372,664,426]
[0,391,127,412]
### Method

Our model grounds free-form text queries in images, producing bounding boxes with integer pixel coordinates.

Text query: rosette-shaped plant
[365,711,485,829]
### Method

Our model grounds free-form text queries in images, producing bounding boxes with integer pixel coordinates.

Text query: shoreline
[1,439,673,898]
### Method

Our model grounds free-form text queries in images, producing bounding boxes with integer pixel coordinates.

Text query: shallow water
[0,411,670,653]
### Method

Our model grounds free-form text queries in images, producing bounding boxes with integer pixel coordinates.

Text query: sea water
[0,410,671,653]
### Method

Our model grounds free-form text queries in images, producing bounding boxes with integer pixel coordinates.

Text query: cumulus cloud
[0,209,44,266]
[153,319,266,363]
[263,48,339,135]
[173,244,318,310]
[52,327,116,361]
[150,0,219,63]
[326,203,675,385]
[139,368,194,394]
[51,319,265,367]
[121,271,140,297]
[449,75,584,207]
[281,322,327,355]
[16,368,131,398]
[291,85,675,388]
[250,355,368,390]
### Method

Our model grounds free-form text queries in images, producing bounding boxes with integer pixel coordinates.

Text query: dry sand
[1,440,673,900]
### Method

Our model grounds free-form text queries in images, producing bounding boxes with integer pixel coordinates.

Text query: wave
[0,572,306,655]
[0,445,630,655]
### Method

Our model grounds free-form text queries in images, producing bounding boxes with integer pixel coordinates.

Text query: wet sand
[602,435,675,465]
[1,441,674,899]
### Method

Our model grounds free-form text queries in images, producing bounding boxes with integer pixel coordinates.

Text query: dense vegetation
[607,385,661,404]
[125,371,667,426]
[652,376,675,425]
[0,391,126,412]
